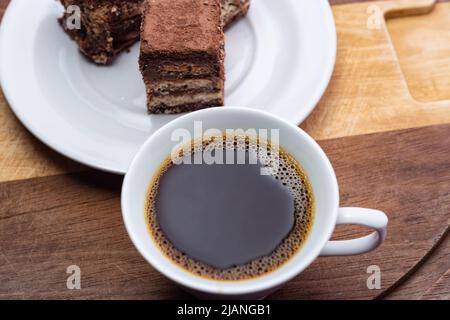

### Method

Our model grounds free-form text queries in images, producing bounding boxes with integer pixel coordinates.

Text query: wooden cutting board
[2,124,448,300]
[302,0,450,140]
[0,0,449,299]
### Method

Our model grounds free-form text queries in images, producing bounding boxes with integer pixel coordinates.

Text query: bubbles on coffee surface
[146,134,314,281]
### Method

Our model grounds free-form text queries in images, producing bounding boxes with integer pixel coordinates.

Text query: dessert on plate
[59,0,250,65]
[139,0,225,114]
[59,0,143,65]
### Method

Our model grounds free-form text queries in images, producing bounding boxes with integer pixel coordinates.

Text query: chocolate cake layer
[141,60,222,81]
[148,98,225,115]
[140,0,225,114]
[59,0,250,65]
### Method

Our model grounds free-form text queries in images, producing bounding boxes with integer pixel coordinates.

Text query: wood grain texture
[0,124,449,299]
[384,231,450,299]
[0,90,85,182]
[420,268,450,300]
[273,123,450,300]
[301,0,450,140]
[387,3,450,102]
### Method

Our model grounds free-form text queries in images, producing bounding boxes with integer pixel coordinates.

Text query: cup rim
[121,107,339,295]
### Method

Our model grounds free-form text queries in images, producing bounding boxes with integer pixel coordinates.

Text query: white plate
[0,0,336,174]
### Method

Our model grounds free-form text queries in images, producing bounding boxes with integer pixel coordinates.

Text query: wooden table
[0,0,449,299]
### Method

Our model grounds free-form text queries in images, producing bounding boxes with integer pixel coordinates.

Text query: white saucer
[0,0,336,174]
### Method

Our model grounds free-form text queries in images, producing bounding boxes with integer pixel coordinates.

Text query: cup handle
[320,208,388,256]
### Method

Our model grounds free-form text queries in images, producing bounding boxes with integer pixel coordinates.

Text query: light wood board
[302,0,450,140]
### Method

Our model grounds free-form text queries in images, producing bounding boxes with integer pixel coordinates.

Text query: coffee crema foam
[145,134,314,281]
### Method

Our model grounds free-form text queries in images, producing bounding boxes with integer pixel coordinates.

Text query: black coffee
[146,135,314,281]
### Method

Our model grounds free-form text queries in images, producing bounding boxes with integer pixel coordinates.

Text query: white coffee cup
[121,107,388,299]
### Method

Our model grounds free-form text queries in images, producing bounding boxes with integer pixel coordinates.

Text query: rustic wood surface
[384,231,450,299]
[275,124,450,300]
[302,0,450,140]
[421,269,450,300]
[0,124,448,300]
[387,2,450,102]
[0,0,449,299]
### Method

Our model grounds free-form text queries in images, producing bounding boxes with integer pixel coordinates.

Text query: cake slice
[221,0,250,27]
[59,0,143,65]
[139,0,225,114]
[59,0,250,65]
